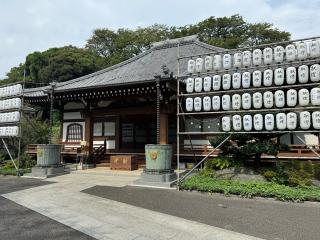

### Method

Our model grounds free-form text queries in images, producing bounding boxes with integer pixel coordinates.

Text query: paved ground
[83,185,320,240]
[2,171,263,240]
[0,176,95,240]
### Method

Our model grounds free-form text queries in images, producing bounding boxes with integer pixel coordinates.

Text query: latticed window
[66,123,83,142]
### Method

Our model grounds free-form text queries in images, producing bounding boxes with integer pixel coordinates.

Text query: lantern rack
[0,79,26,176]
[176,36,320,189]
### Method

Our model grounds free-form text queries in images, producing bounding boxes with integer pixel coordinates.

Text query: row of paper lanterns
[0,112,20,123]
[187,40,320,73]
[186,64,320,93]
[0,126,19,137]
[221,111,319,131]
[185,88,320,112]
[0,84,23,98]
[0,98,22,110]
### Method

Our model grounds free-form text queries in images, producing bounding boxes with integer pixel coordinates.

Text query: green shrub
[205,156,234,170]
[19,154,36,169]
[263,170,277,181]
[180,174,320,202]
[302,160,314,175]
[287,170,313,187]
[313,164,320,181]
[199,168,215,178]
[2,160,17,170]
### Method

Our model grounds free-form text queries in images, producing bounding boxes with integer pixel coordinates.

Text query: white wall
[63,111,83,120]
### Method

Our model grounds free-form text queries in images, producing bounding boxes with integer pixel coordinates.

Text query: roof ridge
[56,37,203,89]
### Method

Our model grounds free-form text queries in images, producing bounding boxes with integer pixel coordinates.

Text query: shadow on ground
[83,185,320,240]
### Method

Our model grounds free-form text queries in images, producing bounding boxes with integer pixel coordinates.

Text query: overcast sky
[1,0,320,79]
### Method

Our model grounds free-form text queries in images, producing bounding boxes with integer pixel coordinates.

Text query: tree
[210,134,289,168]
[86,14,290,63]
[2,46,106,86]
[86,24,171,66]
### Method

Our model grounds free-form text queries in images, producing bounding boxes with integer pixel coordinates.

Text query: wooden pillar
[160,113,168,144]
[84,112,93,155]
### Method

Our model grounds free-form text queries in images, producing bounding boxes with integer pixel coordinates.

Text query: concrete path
[2,171,263,240]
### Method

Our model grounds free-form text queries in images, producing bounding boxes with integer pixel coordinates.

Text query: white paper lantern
[243,115,253,131]
[222,74,231,90]
[300,111,311,130]
[298,65,309,83]
[11,126,19,137]
[194,77,202,92]
[274,90,285,108]
[8,86,14,96]
[263,91,274,108]
[3,87,8,97]
[212,75,221,90]
[232,94,241,110]
[223,54,232,69]
[232,115,242,131]
[12,112,20,122]
[242,93,251,110]
[186,98,193,112]
[263,47,273,64]
[285,44,296,61]
[0,127,4,136]
[194,97,202,111]
[3,100,9,109]
[242,50,252,67]
[309,40,320,58]
[12,98,21,109]
[195,58,204,72]
[15,84,23,95]
[312,111,320,129]
[0,88,3,98]
[311,87,320,105]
[204,56,213,70]
[186,78,194,93]
[213,55,222,70]
[242,72,251,88]
[253,92,263,109]
[297,42,308,60]
[212,96,221,110]
[222,95,231,110]
[0,101,3,110]
[203,76,212,92]
[252,49,262,66]
[286,67,296,84]
[187,59,195,73]
[232,72,241,89]
[287,112,297,130]
[274,46,284,63]
[310,64,320,82]
[5,127,10,137]
[287,89,297,107]
[233,52,242,68]
[222,116,231,131]
[276,113,286,130]
[263,69,273,86]
[254,114,263,131]
[252,70,262,87]
[203,96,211,111]
[298,89,309,106]
[265,114,275,131]
[274,68,284,86]
[0,113,4,123]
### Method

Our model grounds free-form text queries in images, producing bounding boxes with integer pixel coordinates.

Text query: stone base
[131,171,177,189]
[140,171,177,182]
[25,166,67,178]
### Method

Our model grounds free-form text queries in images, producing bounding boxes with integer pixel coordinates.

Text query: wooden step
[96,163,110,167]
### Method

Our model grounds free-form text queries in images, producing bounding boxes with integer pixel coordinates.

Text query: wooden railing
[92,139,106,166]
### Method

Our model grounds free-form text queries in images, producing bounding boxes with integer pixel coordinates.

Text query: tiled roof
[25,35,224,95]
